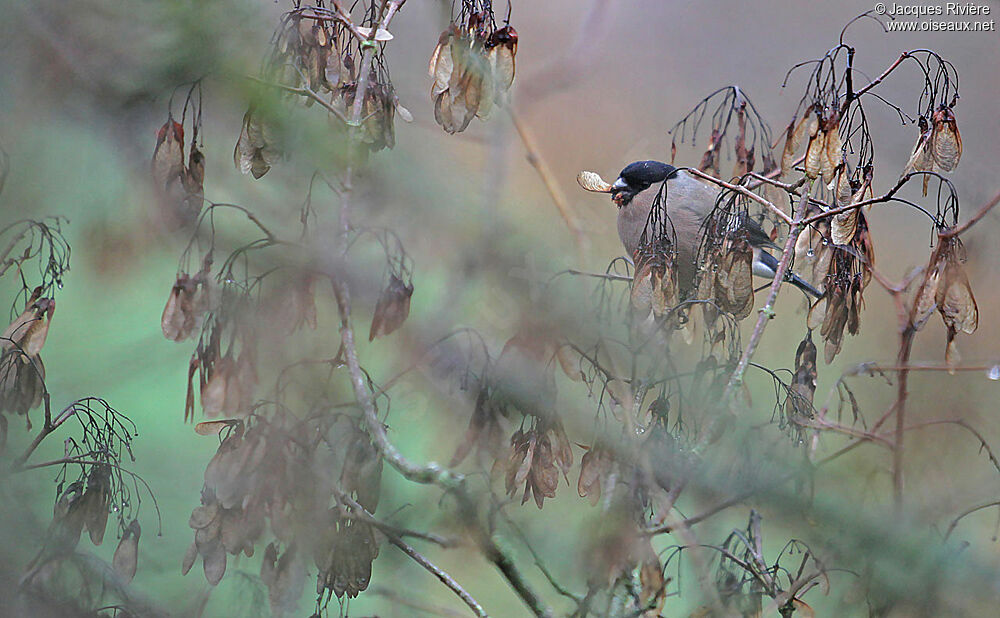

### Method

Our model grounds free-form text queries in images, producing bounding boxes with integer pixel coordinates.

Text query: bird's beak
[611,177,628,192]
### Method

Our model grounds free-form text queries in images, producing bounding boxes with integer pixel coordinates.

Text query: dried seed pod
[714,238,754,319]
[112,519,141,584]
[804,130,825,179]
[933,237,978,362]
[931,106,962,172]
[577,443,612,505]
[162,273,208,342]
[785,331,818,427]
[429,27,457,96]
[699,129,722,176]
[831,209,858,247]
[0,351,45,418]
[487,25,517,93]
[202,539,226,585]
[830,176,865,247]
[369,275,414,341]
[902,119,935,195]
[913,266,941,330]
[200,351,256,419]
[152,117,185,190]
[781,111,814,178]
[234,106,279,180]
[630,262,656,315]
[577,170,613,193]
[194,419,243,436]
[2,289,55,357]
[822,116,842,182]
[83,466,111,546]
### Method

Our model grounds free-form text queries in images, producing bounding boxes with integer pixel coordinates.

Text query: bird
[590,160,822,298]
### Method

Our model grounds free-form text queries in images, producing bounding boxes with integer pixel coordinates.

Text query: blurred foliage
[1,1,1000,617]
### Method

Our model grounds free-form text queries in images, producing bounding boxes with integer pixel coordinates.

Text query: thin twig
[687,168,793,226]
[389,535,488,617]
[245,75,349,123]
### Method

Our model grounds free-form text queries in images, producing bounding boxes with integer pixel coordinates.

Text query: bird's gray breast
[617,171,718,278]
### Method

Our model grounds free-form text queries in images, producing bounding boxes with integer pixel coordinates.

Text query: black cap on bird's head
[610,160,679,207]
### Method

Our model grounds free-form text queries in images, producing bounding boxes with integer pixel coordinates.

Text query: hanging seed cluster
[669,86,775,181]
[629,184,681,324]
[0,288,53,422]
[914,235,978,365]
[429,1,517,134]
[903,104,963,195]
[696,205,758,324]
[151,86,204,227]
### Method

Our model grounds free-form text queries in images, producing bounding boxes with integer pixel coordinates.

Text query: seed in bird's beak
[576,170,613,193]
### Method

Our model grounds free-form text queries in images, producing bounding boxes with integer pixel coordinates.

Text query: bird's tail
[786,272,823,298]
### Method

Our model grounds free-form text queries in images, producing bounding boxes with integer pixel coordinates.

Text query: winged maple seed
[200,349,258,418]
[161,270,210,342]
[428,13,518,134]
[808,206,875,363]
[830,166,872,246]
[235,105,281,180]
[152,114,204,226]
[931,105,962,171]
[260,542,306,616]
[732,105,756,178]
[696,212,755,325]
[499,420,573,509]
[698,128,723,176]
[315,516,380,599]
[112,519,141,584]
[262,273,318,337]
[0,288,54,421]
[577,441,614,506]
[914,235,978,366]
[784,331,818,436]
[576,170,613,193]
[631,250,680,322]
[903,105,962,195]
[2,287,55,357]
[368,273,413,341]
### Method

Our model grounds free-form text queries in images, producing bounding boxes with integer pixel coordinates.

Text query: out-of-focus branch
[508,108,588,254]
[245,76,350,124]
[515,0,612,107]
[944,500,1000,540]
[941,189,1000,238]
[336,491,460,548]
[349,0,405,124]
[389,537,488,617]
